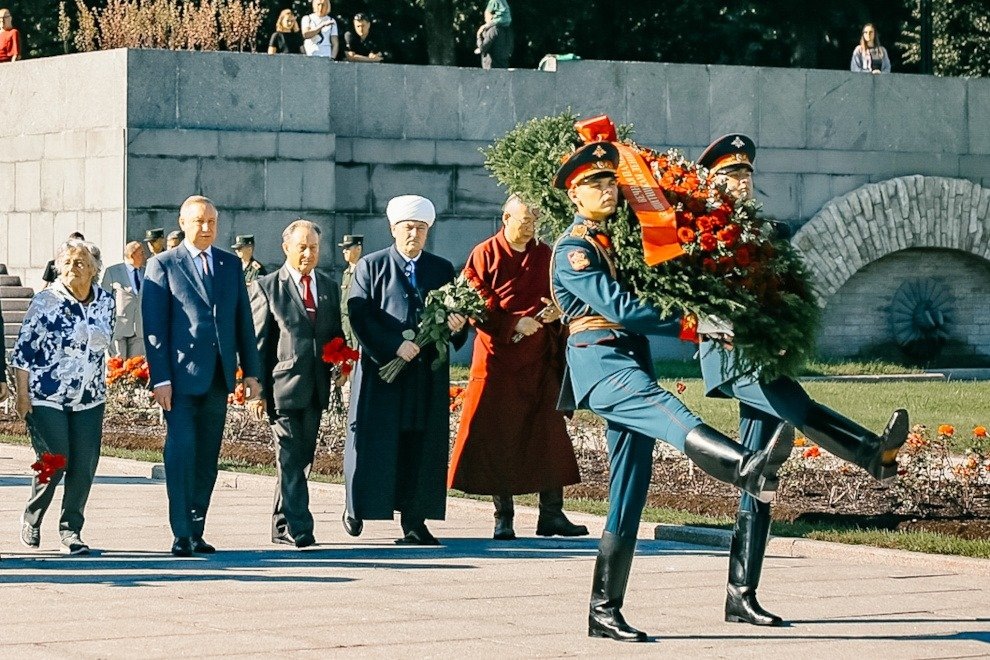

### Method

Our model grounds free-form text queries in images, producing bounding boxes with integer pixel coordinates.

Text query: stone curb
[654,523,990,575]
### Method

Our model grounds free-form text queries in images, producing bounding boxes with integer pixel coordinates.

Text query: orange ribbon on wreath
[575,115,684,266]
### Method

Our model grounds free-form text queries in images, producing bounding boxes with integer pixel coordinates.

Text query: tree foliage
[899,0,990,77]
[7,0,986,77]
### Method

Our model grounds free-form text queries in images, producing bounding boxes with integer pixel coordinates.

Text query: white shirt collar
[285,264,318,295]
[184,241,213,261]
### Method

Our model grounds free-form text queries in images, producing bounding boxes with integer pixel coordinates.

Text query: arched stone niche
[793,176,990,362]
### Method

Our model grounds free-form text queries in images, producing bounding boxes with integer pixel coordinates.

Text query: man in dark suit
[344,195,467,545]
[250,220,343,548]
[142,195,263,557]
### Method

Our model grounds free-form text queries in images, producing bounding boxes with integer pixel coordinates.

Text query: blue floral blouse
[11,281,116,410]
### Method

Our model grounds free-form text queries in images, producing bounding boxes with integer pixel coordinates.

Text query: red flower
[702,258,718,272]
[734,245,753,268]
[449,385,466,411]
[697,216,717,232]
[698,232,718,252]
[716,224,741,247]
[803,446,821,459]
[676,227,696,244]
[675,381,687,394]
[323,337,360,374]
[31,452,67,484]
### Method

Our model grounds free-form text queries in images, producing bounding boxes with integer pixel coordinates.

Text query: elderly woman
[13,239,115,556]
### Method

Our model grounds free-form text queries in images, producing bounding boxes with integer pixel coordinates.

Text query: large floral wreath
[483,112,820,380]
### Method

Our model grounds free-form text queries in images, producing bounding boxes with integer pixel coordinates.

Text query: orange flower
[793,437,808,447]
[676,227,696,244]
[803,446,821,459]
[974,426,987,438]
[937,424,955,437]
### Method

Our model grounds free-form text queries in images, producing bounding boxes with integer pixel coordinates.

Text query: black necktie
[132,269,141,293]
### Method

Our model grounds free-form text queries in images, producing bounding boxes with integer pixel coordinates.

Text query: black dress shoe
[294,532,316,548]
[171,537,193,557]
[191,537,216,554]
[395,526,441,546]
[342,512,363,537]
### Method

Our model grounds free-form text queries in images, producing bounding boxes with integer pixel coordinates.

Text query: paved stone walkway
[1,443,988,658]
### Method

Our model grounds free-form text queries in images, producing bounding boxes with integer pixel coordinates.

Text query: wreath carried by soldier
[483,112,820,380]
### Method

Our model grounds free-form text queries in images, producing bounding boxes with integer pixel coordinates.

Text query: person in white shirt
[301,0,339,58]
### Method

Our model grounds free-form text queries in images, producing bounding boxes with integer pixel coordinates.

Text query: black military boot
[588,532,647,642]
[725,502,783,626]
[800,406,908,481]
[492,495,516,540]
[683,423,792,503]
[536,488,589,537]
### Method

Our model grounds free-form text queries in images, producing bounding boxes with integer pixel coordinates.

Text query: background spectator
[166,230,184,250]
[13,239,115,556]
[301,0,338,58]
[101,241,146,359]
[268,9,303,55]
[344,12,390,63]
[851,23,890,73]
[477,8,512,70]
[0,8,21,63]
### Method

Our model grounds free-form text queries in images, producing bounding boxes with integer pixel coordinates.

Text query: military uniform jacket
[243,259,267,285]
[339,264,356,347]
[551,215,679,409]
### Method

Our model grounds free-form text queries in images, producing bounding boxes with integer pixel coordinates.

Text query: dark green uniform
[340,264,357,347]
[243,259,267,285]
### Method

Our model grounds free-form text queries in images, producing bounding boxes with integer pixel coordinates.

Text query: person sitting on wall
[851,23,891,74]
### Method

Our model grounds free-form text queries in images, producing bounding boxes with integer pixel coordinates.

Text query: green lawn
[664,379,989,450]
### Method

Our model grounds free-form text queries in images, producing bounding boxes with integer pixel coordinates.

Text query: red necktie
[300,274,317,323]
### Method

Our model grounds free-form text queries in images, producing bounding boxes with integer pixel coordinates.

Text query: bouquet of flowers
[378,275,487,383]
[24,414,67,484]
[322,337,360,376]
[484,113,820,380]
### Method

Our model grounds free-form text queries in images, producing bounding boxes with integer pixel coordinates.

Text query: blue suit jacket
[551,216,678,409]
[142,244,261,396]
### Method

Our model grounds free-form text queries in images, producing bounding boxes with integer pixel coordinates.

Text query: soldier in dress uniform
[232,234,268,285]
[338,234,364,348]
[550,141,794,643]
[696,133,910,627]
[166,230,185,250]
[145,228,166,256]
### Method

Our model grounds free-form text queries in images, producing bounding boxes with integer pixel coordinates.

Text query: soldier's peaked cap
[144,227,165,241]
[552,141,620,190]
[698,134,755,175]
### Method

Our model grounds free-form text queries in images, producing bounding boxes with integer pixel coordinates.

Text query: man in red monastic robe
[448,195,587,540]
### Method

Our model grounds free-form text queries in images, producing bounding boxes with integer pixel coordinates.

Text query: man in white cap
[342,195,468,545]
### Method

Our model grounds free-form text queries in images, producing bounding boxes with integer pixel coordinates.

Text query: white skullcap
[386,195,436,227]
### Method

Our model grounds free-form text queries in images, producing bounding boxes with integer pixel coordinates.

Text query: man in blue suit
[550,142,793,643]
[143,195,264,557]
[696,134,909,627]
